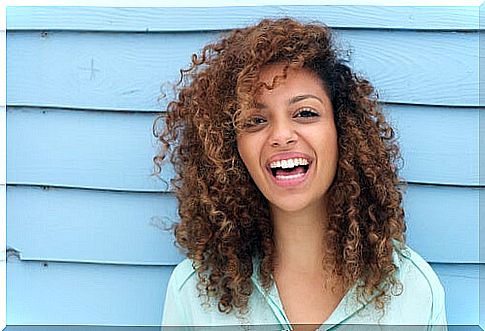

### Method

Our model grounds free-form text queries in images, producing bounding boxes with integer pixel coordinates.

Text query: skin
[236,63,338,232]
[236,64,341,326]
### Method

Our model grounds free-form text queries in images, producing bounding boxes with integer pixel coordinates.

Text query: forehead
[255,64,329,101]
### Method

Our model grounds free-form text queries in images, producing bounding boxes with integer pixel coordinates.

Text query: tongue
[275,166,306,177]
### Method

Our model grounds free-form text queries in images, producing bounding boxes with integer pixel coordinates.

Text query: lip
[265,152,313,188]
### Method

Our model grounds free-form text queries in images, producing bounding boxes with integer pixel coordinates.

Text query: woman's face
[236,64,338,214]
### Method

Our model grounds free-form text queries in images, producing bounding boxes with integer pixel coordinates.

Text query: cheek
[236,137,254,169]
[329,132,338,157]
[329,134,339,171]
[237,136,264,180]
[314,128,338,166]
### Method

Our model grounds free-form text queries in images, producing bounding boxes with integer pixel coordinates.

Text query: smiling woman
[154,18,447,330]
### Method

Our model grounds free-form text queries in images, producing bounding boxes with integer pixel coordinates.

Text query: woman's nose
[269,119,297,147]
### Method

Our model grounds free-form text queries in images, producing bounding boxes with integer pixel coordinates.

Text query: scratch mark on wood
[78,58,100,81]
[121,89,141,95]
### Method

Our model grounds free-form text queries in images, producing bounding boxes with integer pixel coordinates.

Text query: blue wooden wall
[6,5,482,327]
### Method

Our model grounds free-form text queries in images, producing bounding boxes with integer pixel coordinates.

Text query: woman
[154,18,447,330]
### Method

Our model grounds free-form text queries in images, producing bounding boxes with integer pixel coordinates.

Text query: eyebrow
[254,94,324,109]
[289,94,324,105]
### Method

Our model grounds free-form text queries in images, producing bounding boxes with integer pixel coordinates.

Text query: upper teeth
[269,158,309,169]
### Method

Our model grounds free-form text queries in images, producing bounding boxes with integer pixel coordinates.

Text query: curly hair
[153,17,406,317]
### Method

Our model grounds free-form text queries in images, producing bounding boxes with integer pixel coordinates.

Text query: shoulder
[348,244,447,325]
[162,258,201,326]
[394,244,445,302]
[167,258,197,292]
[384,243,447,324]
[163,258,251,326]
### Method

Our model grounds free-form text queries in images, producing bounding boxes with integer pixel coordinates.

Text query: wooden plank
[7,105,478,190]
[7,185,183,265]
[6,31,212,112]
[403,185,479,263]
[6,6,480,32]
[6,107,173,192]
[6,29,478,109]
[6,258,173,325]
[6,258,479,325]
[6,184,479,264]
[384,104,478,186]
[430,263,480,326]
[341,29,478,107]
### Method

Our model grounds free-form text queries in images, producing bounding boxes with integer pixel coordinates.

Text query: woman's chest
[274,273,346,327]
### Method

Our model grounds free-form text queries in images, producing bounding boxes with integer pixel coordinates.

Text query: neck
[271,199,329,274]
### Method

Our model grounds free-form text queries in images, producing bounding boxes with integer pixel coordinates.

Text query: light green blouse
[162,245,447,330]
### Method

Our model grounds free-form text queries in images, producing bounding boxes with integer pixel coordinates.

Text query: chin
[269,198,317,214]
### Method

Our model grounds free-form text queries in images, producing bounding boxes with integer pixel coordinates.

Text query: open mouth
[268,158,311,181]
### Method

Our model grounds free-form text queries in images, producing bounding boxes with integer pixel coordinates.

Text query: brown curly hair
[153,17,406,317]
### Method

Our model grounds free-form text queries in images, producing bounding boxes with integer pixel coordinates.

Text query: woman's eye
[295,108,319,118]
[243,116,266,128]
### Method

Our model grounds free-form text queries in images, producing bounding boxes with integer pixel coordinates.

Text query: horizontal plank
[6,107,173,191]
[384,104,478,186]
[7,185,184,265]
[6,6,480,31]
[430,263,480,326]
[6,105,479,190]
[342,29,478,107]
[6,30,478,108]
[403,185,479,263]
[6,258,172,325]
[6,258,479,325]
[6,184,480,264]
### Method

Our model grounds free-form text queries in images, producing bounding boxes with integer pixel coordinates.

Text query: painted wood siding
[6,5,481,326]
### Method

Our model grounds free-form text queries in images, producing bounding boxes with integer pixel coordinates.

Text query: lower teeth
[275,173,305,180]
